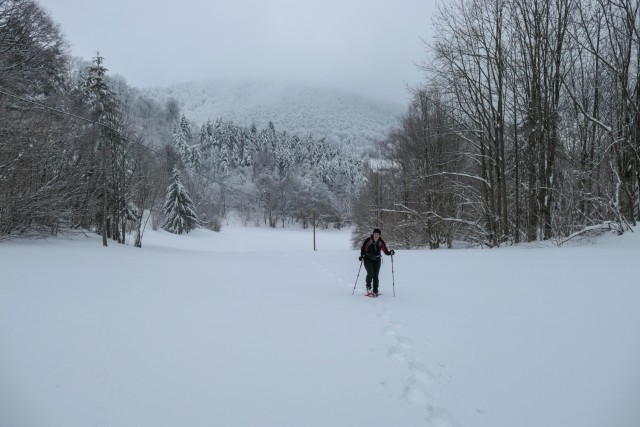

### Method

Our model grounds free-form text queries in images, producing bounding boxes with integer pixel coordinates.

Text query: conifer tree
[162,168,199,234]
[81,52,120,246]
[172,115,192,164]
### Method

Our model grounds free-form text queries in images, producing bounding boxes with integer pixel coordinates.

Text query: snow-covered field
[1,225,639,427]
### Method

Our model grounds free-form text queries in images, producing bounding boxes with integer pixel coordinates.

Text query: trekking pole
[352,260,363,295]
[391,254,396,297]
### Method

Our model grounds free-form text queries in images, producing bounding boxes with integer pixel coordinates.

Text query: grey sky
[38,0,436,105]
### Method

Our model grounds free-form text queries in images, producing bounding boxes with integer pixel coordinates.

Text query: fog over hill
[142,79,404,153]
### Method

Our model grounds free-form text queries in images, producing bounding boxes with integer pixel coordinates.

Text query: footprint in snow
[376,300,460,426]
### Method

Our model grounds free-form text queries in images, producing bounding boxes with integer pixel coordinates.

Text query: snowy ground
[1,224,639,427]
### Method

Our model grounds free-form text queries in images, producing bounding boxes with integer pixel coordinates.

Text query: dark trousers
[364,257,381,292]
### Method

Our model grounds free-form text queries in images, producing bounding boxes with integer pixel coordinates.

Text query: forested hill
[142,79,404,153]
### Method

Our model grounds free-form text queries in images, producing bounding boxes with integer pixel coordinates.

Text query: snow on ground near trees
[1,225,639,427]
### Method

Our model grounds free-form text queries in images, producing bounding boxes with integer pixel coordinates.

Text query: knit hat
[372,228,382,235]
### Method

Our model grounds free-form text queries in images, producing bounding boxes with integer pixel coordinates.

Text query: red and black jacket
[360,236,391,260]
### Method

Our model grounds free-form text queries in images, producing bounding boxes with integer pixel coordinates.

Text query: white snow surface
[1,224,639,427]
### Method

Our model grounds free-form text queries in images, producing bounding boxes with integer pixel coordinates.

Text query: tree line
[0,0,363,246]
[5,0,638,250]
[168,115,364,230]
[353,0,640,248]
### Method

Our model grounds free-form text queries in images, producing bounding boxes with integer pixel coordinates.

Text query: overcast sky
[38,0,437,105]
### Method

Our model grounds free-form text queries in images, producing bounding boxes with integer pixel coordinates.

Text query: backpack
[364,237,381,257]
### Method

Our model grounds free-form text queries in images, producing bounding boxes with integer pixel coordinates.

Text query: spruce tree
[162,168,199,234]
[81,52,120,246]
[172,115,192,164]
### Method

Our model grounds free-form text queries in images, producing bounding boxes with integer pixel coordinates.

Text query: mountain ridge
[142,79,404,152]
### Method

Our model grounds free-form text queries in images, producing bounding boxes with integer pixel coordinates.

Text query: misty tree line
[354,0,640,248]
[0,0,363,246]
[171,115,364,229]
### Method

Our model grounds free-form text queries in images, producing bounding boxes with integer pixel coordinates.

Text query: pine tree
[80,52,121,246]
[172,115,192,164]
[162,168,199,234]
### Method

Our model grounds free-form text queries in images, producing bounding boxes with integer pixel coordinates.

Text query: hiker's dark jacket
[360,236,391,260]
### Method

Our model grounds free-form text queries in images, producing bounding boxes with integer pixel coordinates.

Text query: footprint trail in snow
[375,301,460,426]
[308,256,462,426]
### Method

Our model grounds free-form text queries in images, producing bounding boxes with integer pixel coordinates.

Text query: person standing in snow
[359,228,394,296]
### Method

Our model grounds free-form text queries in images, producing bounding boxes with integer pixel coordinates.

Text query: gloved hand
[358,256,363,261]
[390,250,395,255]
